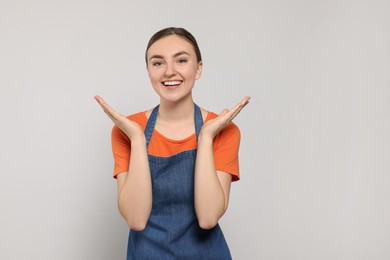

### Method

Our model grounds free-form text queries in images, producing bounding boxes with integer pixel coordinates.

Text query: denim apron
[126,104,232,260]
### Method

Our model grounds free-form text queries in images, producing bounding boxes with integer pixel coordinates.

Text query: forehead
[147,35,196,58]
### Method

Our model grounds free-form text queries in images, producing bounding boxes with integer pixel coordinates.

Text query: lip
[161,83,182,90]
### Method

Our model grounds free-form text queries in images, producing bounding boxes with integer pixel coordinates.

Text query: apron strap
[194,103,203,141]
[144,105,159,149]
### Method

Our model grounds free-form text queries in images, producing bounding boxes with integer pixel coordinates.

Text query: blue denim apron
[126,104,232,260]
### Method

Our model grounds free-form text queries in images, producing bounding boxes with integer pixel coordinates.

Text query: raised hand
[94,95,144,141]
[200,96,250,139]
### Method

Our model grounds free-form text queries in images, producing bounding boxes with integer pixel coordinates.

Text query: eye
[152,61,162,66]
[177,58,188,64]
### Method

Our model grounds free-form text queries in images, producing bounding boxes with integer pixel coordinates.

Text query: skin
[95,35,250,230]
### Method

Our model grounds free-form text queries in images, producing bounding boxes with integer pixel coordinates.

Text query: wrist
[198,133,213,145]
[129,135,147,148]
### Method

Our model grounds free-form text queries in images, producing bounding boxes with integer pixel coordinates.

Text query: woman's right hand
[94,95,144,141]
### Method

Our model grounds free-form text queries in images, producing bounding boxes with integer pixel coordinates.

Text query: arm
[194,136,232,229]
[95,96,152,231]
[116,136,152,231]
[194,96,250,229]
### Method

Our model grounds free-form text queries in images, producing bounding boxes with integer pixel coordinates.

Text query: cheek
[183,66,200,79]
[147,70,160,82]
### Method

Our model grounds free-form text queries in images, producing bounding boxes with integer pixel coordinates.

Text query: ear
[195,61,203,80]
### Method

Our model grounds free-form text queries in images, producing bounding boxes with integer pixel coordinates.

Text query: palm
[94,95,143,140]
[201,96,250,139]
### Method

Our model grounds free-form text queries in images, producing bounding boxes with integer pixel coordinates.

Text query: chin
[158,92,193,104]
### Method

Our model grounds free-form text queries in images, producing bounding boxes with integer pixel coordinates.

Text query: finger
[241,96,251,105]
[94,96,121,121]
[231,100,249,118]
[94,95,109,108]
[218,109,240,125]
[228,96,250,115]
[226,108,242,122]
[235,96,251,110]
[94,95,111,110]
[94,95,110,115]
[94,96,117,117]
[219,108,229,117]
[94,95,110,113]
[224,96,251,121]
[94,95,102,104]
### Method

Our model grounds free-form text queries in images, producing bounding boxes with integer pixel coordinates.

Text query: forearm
[118,137,152,231]
[194,134,227,229]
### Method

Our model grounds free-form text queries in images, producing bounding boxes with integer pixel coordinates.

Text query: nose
[164,61,176,77]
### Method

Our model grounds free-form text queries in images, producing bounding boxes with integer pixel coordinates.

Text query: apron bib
[127,104,232,260]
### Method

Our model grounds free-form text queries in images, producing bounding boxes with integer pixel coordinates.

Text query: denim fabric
[127,104,232,260]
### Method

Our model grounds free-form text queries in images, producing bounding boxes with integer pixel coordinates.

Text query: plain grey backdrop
[1,0,389,259]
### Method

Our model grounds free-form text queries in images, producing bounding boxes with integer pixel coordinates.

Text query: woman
[95,27,250,259]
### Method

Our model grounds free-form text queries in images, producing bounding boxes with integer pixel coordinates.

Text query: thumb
[219,108,229,116]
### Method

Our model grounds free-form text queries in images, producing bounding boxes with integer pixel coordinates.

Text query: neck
[158,97,194,122]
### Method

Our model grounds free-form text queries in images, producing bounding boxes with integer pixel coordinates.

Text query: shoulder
[127,111,148,126]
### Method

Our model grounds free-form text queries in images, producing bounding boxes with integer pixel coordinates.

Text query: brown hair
[145,27,202,64]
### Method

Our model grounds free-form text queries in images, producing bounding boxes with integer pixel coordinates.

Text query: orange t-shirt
[111,111,241,181]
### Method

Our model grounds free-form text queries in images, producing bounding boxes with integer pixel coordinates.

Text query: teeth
[163,81,182,86]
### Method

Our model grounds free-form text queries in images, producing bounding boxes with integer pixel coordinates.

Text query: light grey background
[1,0,389,259]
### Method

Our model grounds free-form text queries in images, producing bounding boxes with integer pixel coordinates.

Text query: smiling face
[146,35,202,103]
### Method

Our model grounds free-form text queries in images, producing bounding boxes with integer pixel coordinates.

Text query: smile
[162,81,183,86]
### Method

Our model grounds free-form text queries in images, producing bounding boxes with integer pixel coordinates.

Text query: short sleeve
[111,126,131,178]
[213,122,241,182]
[110,112,148,178]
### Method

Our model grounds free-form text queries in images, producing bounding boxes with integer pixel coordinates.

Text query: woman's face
[146,35,202,103]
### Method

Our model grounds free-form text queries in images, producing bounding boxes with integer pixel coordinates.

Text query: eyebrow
[148,51,191,61]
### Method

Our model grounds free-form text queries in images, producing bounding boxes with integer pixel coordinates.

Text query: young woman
[95,27,250,259]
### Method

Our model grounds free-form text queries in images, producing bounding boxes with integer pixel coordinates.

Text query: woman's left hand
[200,96,250,140]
